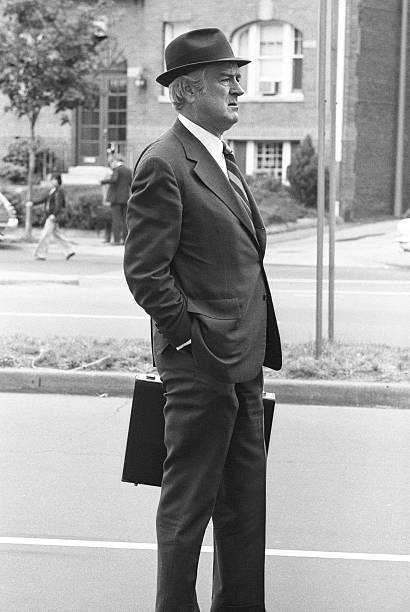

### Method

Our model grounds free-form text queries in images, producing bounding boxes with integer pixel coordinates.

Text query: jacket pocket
[186,297,241,320]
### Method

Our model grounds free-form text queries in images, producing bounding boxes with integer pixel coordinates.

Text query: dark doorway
[76,71,127,165]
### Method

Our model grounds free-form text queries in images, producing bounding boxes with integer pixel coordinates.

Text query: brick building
[342,0,410,218]
[0,0,409,218]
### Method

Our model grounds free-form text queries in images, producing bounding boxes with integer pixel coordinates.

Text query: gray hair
[168,68,207,110]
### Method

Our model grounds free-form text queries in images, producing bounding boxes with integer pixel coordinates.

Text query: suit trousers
[111,202,127,243]
[154,344,267,612]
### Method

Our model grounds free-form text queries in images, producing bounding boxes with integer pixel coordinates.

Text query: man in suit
[124,28,282,612]
[101,154,132,243]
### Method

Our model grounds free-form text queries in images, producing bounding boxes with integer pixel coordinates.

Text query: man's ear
[183,81,196,104]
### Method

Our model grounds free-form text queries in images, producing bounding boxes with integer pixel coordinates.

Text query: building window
[256,142,283,178]
[258,23,283,96]
[77,73,127,165]
[107,77,127,154]
[232,21,303,98]
[292,28,303,90]
[163,21,191,51]
[232,141,293,182]
[161,22,191,95]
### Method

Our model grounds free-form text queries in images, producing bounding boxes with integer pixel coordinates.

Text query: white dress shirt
[178,114,228,177]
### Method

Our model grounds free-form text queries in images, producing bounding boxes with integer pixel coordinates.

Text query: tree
[287,135,329,209]
[0,0,110,237]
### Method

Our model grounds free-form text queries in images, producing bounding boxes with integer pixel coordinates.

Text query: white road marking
[268,278,410,296]
[81,275,126,280]
[1,537,409,563]
[2,275,408,286]
[0,312,148,320]
[1,285,409,323]
[271,279,410,285]
[275,290,410,296]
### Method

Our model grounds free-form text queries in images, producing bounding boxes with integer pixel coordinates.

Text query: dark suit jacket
[102,163,132,204]
[124,120,281,383]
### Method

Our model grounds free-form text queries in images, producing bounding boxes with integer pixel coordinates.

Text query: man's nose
[231,80,244,96]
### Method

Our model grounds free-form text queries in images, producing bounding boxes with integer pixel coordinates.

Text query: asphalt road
[0,266,409,346]
[1,224,409,346]
[1,393,410,611]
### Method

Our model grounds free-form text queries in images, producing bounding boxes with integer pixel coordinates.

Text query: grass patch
[0,335,155,374]
[0,335,408,382]
[282,341,409,382]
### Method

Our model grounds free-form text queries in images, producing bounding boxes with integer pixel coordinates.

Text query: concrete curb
[0,368,409,408]
[263,378,410,409]
[0,368,135,398]
[0,274,79,285]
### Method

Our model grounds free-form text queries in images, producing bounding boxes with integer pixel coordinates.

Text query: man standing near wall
[124,28,282,611]
[101,154,132,244]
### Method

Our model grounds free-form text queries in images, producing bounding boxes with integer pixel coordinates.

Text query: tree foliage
[0,0,111,234]
[0,0,109,125]
[286,135,328,209]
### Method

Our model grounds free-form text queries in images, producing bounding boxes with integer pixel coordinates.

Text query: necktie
[222,142,252,218]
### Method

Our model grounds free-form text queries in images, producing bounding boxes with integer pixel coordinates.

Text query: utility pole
[328,0,339,342]
[316,0,328,358]
[394,0,408,218]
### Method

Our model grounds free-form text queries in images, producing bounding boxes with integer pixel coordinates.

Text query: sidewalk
[2,218,409,282]
[265,218,410,269]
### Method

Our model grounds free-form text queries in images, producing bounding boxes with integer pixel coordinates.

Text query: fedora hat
[156,28,250,87]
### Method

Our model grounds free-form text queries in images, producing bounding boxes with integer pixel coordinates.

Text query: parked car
[0,191,18,239]
[396,217,410,252]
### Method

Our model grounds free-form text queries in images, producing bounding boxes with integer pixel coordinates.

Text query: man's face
[192,62,244,137]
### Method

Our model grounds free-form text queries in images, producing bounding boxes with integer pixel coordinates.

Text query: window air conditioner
[260,81,281,96]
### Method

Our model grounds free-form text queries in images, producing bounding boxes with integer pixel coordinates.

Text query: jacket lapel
[172,121,259,244]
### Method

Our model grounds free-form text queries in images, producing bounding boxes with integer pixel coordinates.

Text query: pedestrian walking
[32,173,75,261]
[101,156,115,243]
[123,28,282,611]
[101,155,132,244]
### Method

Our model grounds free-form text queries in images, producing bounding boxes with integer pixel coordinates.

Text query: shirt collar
[178,114,223,160]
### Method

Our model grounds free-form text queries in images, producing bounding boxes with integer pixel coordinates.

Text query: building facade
[0,0,409,218]
[342,0,410,218]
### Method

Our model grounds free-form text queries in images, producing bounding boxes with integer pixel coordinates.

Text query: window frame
[255,141,284,179]
[292,28,303,91]
[229,140,292,182]
[159,21,191,99]
[232,21,304,102]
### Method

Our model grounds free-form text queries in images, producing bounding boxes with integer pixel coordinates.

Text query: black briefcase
[122,374,275,487]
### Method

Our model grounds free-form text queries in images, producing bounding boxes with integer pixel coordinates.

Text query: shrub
[1,183,108,229]
[0,161,28,183]
[64,189,109,230]
[1,138,59,184]
[247,173,313,225]
[6,186,50,226]
[286,135,329,209]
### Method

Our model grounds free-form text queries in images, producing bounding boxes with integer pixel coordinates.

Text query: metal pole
[316,0,327,358]
[394,0,408,218]
[335,0,347,165]
[328,0,338,342]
